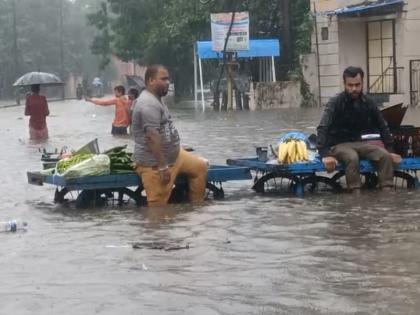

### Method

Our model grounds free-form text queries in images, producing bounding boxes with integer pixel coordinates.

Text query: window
[321,27,329,41]
[367,20,396,94]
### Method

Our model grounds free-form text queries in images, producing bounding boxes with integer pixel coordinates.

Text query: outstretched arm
[85,97,117,106]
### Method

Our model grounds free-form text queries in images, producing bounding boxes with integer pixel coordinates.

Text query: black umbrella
[13,71,63,87]
[126,75,145,91]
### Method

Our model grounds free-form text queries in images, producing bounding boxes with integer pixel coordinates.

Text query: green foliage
[88,0,312,96]
[87,2,112,69]
[290,0,313,67]
[289,0,314,106]
[0,0,100,98]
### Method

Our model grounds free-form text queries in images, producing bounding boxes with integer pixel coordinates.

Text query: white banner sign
[211,12,250,52]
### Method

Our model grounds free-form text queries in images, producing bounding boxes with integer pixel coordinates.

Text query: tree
[87,1,112,70]
[88,0,312,96]
[0,0,102,99]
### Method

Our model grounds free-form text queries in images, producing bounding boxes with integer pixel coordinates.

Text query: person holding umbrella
[25,84,49,140]
[13,71,64,140]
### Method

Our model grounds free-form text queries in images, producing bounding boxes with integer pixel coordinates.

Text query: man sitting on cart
[131,64,208,206]
[317,66,401,193]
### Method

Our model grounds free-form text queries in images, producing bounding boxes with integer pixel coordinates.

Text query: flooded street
[1,99,420,314]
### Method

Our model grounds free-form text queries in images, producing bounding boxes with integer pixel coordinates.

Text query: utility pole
[12,0,19,77]
[281,0,292,69]
[59,0,65,99]
[224,0,235,110]
[210,0,236,110]
[12,0,20,104]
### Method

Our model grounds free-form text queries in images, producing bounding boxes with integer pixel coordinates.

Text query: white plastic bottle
[0,220,28,232]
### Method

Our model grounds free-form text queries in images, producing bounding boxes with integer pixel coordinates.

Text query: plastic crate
[391,126,420,157]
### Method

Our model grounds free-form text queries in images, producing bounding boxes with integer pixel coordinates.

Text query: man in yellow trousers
[131,64,208,206]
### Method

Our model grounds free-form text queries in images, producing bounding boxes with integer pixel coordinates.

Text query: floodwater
[1,99,420,315]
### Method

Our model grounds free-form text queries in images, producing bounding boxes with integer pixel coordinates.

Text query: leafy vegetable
[104,146,134,174]
[56,153,94,174]
[59,154,110,178]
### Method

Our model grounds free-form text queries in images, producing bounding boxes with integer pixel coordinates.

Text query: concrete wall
[394,1,420,106]
[311,13,341,104]
[253,81,302,110]
[111,56,146,89]
[301,53,320,106]
[338,19,368,91]
[310,0,420,107]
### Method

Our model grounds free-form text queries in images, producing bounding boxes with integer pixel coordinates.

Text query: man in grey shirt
[132,65,208,206]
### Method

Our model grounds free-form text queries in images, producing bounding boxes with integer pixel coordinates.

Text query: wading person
[25,84,49,140]
[127,88,139,134]
[316,66,401,192]
[131,65,208,206]
[85,85,130,135]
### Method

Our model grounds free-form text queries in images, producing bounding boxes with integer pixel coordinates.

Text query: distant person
[85,85,130,135]
[82,78,91,97]
[131,64,208,206]
[92,77,102,87]
[92,77,103,97]
[316,66,401,192]
[25,84,49,140]
[15,86,23,105]
[127,88,139,132]
[76,83,83,100]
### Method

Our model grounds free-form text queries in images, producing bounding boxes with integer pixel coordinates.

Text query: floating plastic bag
[277,131,308,143]
[57,154,110,178]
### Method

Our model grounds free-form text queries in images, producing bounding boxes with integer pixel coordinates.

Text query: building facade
[310,0,420,107]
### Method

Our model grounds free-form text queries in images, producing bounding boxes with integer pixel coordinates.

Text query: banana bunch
[278,139,309,164]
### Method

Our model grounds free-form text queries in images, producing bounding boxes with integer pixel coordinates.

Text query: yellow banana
[296,140,307,161]
[278,143,288,163]
[301,141,307,161]
[285,142,292,164]
[295,140,303,161]
[287,141,296,163]
[290,140,297,163]
[281,142,288,164]
[295,140,301,162]
[285,142,291,162]
[302,141,309,160]
[279,140,310,164]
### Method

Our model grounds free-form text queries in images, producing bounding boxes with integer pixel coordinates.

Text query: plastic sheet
[57,154,110,178]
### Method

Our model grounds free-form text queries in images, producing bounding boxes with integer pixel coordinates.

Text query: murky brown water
[1,99,420,314]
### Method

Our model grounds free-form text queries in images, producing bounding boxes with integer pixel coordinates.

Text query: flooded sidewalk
[0,99,19,108]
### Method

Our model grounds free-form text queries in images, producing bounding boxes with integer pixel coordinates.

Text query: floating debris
[132,242,190,251]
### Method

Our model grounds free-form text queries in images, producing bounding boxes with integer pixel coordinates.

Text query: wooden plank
[28,165,252,191]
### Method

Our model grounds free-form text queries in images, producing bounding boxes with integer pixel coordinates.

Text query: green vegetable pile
[103,145,134,174]
[56,153,94,174]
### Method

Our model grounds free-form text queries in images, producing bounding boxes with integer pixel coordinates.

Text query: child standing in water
[85,85,130,135]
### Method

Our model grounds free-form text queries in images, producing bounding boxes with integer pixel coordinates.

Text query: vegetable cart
[27,165,252,208]
[227,156,420,196]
